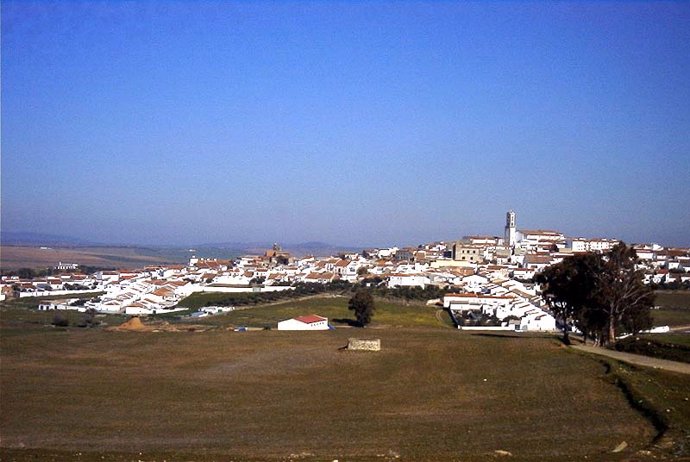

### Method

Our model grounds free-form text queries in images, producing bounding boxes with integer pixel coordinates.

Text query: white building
[387,274,431,288]
[466,235,502,246]
[517,229,565,250]
[277,315,330,331]
[460,274,489,292]
[38,299,87,312]
[519,311,557,332]
[569,238,620,253]
[443,293,514,313]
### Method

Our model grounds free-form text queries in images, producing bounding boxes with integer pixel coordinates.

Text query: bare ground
[0,328,657,461]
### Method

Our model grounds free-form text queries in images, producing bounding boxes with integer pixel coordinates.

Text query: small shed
[277,314,329,331]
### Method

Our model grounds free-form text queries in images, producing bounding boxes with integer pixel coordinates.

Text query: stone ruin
[347,338,381,351]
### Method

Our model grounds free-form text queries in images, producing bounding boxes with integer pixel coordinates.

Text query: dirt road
[572,344,690,375]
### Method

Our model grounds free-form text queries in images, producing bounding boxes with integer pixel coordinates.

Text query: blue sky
[2,1,689,247]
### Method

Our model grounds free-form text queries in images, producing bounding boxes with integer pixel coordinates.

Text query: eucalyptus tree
[536,243,653,346]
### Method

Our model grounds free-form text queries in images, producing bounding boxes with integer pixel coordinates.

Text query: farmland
[653,290,690,327]
[2,298,690,461]
[0,245,188,271]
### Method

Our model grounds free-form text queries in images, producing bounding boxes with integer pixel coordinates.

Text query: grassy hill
[180,295,455,329]
[1,296,689,460]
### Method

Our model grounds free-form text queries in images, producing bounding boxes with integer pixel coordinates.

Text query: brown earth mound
[109,318,212,333]
[114,317,149,331]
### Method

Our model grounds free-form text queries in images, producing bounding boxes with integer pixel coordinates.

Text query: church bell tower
[505,210,516,247]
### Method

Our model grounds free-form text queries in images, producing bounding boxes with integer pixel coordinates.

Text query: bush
[51,313,69,327]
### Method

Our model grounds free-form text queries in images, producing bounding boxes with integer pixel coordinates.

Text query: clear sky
[2,1,689,247]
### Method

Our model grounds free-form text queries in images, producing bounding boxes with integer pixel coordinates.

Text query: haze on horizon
[2,1,689,248]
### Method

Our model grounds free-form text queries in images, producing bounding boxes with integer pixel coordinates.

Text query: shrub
[52,313,69,327]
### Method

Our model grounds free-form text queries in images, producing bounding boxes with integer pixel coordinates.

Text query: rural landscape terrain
[1,291,689,461]
[0,242,356,271]
[0,245,186,271]
[3,1,690,461]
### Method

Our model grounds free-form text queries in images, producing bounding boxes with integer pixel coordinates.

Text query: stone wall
[347,338,381,351]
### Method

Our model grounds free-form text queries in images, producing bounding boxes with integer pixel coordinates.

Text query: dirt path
[572,344,690,375]
[669,324,690,332]
[435,308,449,327]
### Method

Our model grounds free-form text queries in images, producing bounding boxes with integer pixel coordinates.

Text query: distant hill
[194,241,360,257]
[284,242,361,257]
[0,231,97,246]
[0,231,362,267]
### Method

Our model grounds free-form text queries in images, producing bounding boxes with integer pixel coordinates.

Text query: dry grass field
[0,246,183,270]
[1,322,663,461]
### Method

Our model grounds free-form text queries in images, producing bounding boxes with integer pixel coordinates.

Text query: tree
[348,289,375,327]
[17,268,36,279]
[534,252,600,344]
[594,243,654,345]
[536,243,653,346]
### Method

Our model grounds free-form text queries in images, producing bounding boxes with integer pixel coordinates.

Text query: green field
[188,296,455,329]
[0,292,104,309]
[653,291,690,327]
[2,297,689,461]
[644,333,690,347]
[177,290,277,309]
[614,334,690,364]
[655,291,690,309]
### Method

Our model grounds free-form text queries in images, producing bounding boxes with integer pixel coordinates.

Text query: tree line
[535,243,654,346]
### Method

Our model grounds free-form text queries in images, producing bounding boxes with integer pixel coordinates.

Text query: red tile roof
[152,288,173,297]
[295,314,327,324]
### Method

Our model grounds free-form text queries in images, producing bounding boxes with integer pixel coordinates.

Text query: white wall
[195,285,294,294]
[18,289,102,298]
[277,319,329,330]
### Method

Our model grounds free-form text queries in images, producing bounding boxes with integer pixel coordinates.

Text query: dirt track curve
[572,344,690,375]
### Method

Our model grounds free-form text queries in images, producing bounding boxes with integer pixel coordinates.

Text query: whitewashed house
[95,299,123,313]
[387,274,431,288]
[277,315,330,331]
[460,274,489,292]
[511,267,536,281]
[37,299,86,312]
[302,272,337,284]
[443,293,514,314]
[519,311,557,332]
[124,302,154,316]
